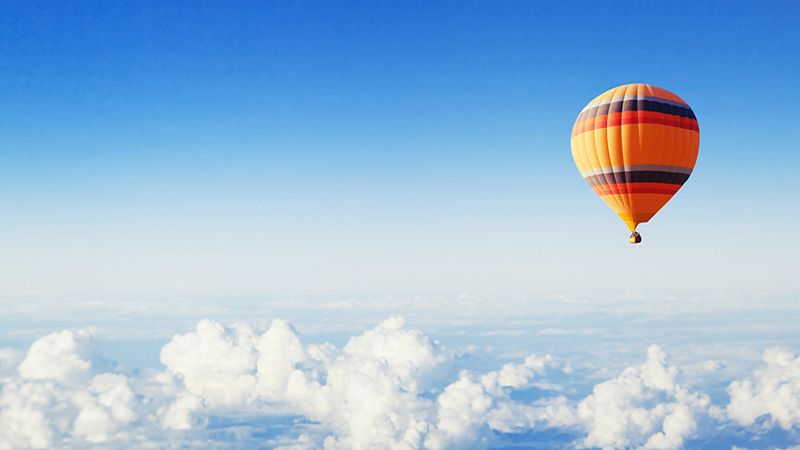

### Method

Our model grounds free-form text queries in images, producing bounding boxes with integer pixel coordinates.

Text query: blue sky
[1,1,799,299]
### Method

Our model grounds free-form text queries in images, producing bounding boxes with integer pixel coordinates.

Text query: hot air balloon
[570,83,699,243]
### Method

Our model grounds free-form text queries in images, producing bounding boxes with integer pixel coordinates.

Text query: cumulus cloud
[71,374,137,443]
[4,317,800,449]
[16,330,97,384]
[159,316,566,449]
[727,347,800,430]
[0,330,202,450]
[577,345,721,450]
[302,317,448,449]
[160,319,258,408]
[423,354,572,449]
[0,330,136,449]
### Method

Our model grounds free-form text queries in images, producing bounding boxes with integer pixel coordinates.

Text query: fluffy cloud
[303,317,446,449]
[16,330,96,384]
[577,345,720,450]
[160,319,258,407]
[727,347,800,430]
[71,374,137,443]
[0,330,137,449]
[424,354,570,449]
[155,316,571,449]
[3,318,800,449]
[0,330,201,450]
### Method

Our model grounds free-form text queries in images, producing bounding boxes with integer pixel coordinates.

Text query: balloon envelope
[570,83,699,233]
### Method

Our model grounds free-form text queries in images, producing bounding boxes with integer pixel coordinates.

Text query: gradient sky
[1,1,798,300]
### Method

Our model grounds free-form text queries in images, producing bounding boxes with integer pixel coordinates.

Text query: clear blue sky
[1,1,798,299]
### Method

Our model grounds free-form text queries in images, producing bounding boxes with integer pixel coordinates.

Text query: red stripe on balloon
[592,183,681,196]
[572,111,699,136]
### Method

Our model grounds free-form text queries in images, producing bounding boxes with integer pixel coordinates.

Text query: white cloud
[71,373,137,443]
[576,345,719,450]
[270,433,320,450]
[255,318,309,403]
[154,316,571,449]
[0,330,136,449]
[424,372,494,449]
[0,330,203,450]
[4,317,800,449]
[160,319,258,408]
[702,360,724,372]
[16,330,96,384]
[727,347,800,430]
[482,354,558,392]
[424,355,571,449]
[339,316,450,392]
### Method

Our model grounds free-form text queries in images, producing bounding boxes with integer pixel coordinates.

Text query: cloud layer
[1,317,799,449]
[728,348,800,430]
